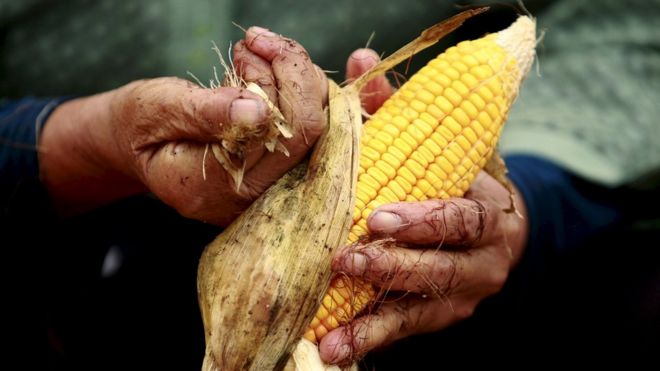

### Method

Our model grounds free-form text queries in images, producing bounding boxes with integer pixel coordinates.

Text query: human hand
[40,26,327,225]
[319,171,529,364]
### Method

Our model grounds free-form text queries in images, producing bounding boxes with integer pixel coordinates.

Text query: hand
[40,26,327,225]
[319,172,529,364]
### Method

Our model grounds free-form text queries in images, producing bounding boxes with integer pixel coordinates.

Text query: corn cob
[304,15,536,343]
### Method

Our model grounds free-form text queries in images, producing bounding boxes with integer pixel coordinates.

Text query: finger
[122,77,270,149]
[332,242,465,295]
[346,48,394,114]
[319,298,459,365]
[243,26,326,183]
[314,64,329,107]
[366,198,496,246]
[233,40,278,104]
[232,40,278,170]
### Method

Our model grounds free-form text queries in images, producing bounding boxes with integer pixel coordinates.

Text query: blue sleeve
[0,97,70,218]
[505,154,624,281]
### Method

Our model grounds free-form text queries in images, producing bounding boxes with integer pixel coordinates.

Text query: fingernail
[342,252,367,275]
[230,99,264,125]
[368,211,401,233]
[250,26,277,37]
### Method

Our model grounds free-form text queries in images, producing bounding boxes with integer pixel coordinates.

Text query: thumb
[126,77,271,145]
[346,48,394,114]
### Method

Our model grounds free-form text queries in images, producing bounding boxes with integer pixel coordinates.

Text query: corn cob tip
[495,15,537,83]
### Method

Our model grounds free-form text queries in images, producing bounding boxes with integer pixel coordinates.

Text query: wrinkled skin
[318,51,530,365]
[40,27,330,226]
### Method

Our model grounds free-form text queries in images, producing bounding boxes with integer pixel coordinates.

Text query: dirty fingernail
[250,26,277,37]
[368,211,401,233]
[230,99,264,125]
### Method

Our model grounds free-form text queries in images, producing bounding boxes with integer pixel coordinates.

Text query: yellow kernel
[453,61,468,73]
[451,80,470,98]
[477,86,494,102]
[400,131,418,147]
[379,187,399,203]
[430,132,449,148]
[463,127,477,145]
[410,73,429,85]
[486,103,499,121]
[424,185,438,198]
[367,138,387,155]
[393,138,413,157]
[367,198,384,211]
[382,152,401,169]
[383,123,400,137]
[356,186,375,204]
[469,93,486,110]
[353,208,361,222]
[314,325,328,340]
[318,302,330,317]
[422,82,443,98]
[402,107,419,121]
[409,153,428,170]
[394,97,408,108]
[360,208,373,221]
[443,116,462,135]
[419,65,438,78]
[460,100,479,120]
[444,87,463,106]
[460,73,479,90]
[375,160,396,180]
[427,103,445,120]
[367,166,389,186]
[359,173,380,192]
[392,116,409,131]
[483,131,494,146]
[448,141,466,159]
[375,195,389,206]
[419,112,437,129]
[406,123,426,143]
[424,169,441,187]
[462,54,479,68]
[433,73,452,88]
[377,110,392,122]
[362,145,381,161]
[347,232,359,242]
[434,95,454,115]
[410,99,426,114]
[417,145,435,164]
[394,176,413,193]
[389,146,407,162]
[437,125,455,141]
[475,140,488,155]
[375,131,394,146]
[470,120,490,137]
[422,137,442,157]
[400,89,415,102]
[411,187,425,200]
[468,149,482,164]
[387,180,406,200]
[452,108,471,127]
[397,166,417,185]
[429,58,450,71]
[417,179,433,193]
[436,156,454,174]
[443,67,459,80]
[367,117,385,130]
[359,156,373,170]
[330,289,346,306]
[455,165,469,178]
[470,65,493,80]
[456,135,472,152]
[428,163,447,181]
[444,148,461,165]
[354,197,365,211]
[405,194,417,202]
[405,81,424,93]
[462,156,474,170]
[477,111,492,130]
[487,77,503,97]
